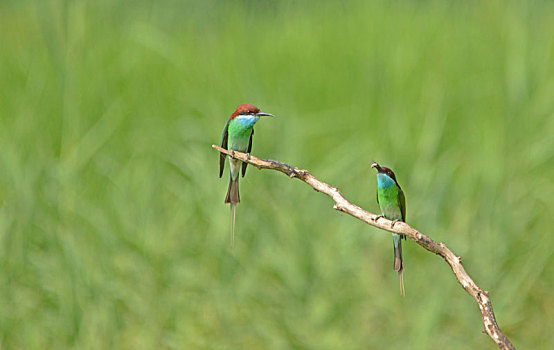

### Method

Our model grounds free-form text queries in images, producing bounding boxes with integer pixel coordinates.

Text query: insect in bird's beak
[371,161,382,171]
[256,112,275,117]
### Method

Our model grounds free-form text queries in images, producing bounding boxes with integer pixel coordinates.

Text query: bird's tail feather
[225,176,239,247]
[393,233,405,297]
[225,177,240,204]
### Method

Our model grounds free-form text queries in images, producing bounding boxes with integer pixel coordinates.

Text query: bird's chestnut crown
[380,167,397,182]
[231,104,260,118]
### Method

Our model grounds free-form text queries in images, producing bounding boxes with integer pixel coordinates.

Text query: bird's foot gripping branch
[212,145,515,350]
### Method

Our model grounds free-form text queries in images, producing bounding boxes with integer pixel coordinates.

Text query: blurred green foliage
[1,0,553,349]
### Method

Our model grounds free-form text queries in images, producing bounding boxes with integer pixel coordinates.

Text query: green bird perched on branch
[371,161,407,296]
[219,103,274,246]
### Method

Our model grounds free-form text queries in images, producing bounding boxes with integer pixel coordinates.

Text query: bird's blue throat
[235,114,260,127]
[377,173,396,188]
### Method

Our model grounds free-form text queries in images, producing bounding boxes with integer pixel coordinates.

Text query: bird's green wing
[241,129,253,177]
[398,188,406,222]
[219,120,230,178]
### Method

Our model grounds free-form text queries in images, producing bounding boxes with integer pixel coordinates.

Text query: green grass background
[1,0,553,349]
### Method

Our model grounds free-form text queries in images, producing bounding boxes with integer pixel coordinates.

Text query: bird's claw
[390,220,400,228]
[287,166,298,178]
[373,215,384,222]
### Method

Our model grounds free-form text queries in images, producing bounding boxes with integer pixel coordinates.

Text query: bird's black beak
[256,112,275,117]
[371,161,382,172]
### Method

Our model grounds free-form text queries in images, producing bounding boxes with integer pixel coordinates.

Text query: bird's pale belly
[378,187,403,221]
[228,136,250,152]
[380,204,403,221]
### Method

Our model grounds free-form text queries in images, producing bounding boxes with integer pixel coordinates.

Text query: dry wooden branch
[213,145,515,350]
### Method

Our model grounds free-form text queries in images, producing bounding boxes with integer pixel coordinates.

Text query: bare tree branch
[213,145,516,349]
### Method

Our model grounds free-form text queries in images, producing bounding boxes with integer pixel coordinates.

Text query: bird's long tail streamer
[230,203,236,248]
[393,234,405,297]
[399,269,405,297]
